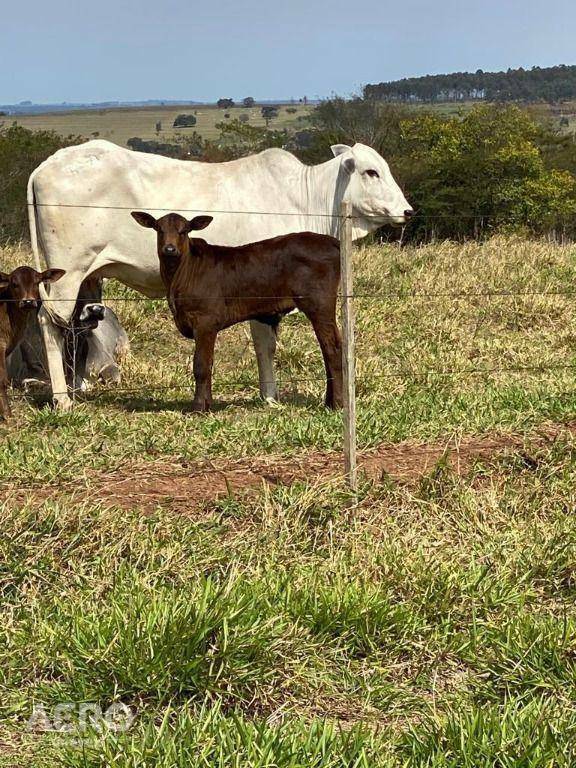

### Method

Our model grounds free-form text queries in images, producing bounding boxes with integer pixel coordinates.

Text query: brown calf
[132,211,343,412]
[0,266,65,419]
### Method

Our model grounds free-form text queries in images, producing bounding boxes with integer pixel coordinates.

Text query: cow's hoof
[260,386,279,404]
[53,394,74,412]
[191,400,209,413]
[98,363,122,385]
[262,395,280,407]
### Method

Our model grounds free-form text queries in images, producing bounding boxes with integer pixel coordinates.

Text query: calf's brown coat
[0,266,64,419]
[132,212,343,412]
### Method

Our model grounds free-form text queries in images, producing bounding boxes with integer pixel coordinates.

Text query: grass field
[2,104,312,148]
[2,236,576,766]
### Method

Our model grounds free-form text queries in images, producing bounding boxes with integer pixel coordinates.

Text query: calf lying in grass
[132,211,343,412]
[8,276,129,391]
[0,266,65,420]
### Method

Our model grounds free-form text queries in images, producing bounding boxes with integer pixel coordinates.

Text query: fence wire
[40,362,576,401]
[4,201,576,404]
[4,289,576,304]
[24,201,576,224]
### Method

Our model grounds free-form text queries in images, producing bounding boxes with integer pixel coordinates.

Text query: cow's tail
[27,170,44,272]
[27,170,64,322]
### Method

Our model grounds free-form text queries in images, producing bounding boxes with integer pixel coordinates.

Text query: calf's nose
[19,299,39,309]
[163,244,178,256]
[79,303,106,322]
[88,304,106,321]
[404,209,414,220]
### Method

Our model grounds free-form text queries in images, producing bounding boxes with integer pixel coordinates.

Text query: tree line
[364,65,576,104]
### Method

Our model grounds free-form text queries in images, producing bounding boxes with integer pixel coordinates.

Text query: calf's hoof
[21,378,50,393]
[191,399,211,413]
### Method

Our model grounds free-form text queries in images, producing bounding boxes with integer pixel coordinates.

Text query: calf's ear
[131,211,158,230]
[41,269,66,284]
[187,216,213,232]
[0,272,9,290]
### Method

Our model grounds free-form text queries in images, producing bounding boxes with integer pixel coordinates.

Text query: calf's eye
[366,169,380,179]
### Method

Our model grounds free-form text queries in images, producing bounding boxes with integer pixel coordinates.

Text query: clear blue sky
[3,0,576,104]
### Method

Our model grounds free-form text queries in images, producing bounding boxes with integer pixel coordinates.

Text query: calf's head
[0,266,65,309]
[131,212,213,260]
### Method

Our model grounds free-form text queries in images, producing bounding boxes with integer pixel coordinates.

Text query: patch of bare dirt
[4,420,576,514]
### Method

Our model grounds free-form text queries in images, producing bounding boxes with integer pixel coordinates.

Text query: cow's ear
[187,216,213,232]
[342,157,356,174]
[0,272,9,290]
[331,144,352,157]
[41,269,66,284]
[132,211,158,230]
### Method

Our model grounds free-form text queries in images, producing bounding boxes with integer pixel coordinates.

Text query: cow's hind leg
[38,307,73,411]
[250,319,278,403]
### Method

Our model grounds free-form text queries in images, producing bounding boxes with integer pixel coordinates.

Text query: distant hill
[364,64,576,104]
[0,100,205,116]
[0,99,314,117]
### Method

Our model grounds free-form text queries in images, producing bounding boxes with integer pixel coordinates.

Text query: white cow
[28,140,412,410]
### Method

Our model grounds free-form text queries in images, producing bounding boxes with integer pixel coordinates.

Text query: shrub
[0,125,80,243]
[301,99,576,241]
[173,114,197,129]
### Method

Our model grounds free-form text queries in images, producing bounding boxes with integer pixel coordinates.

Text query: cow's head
[132,212,213,260]
[0,266,65,309]
[331,143,413,229]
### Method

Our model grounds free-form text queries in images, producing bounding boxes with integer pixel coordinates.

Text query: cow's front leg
[38,307,72,411]
[250,319,278,403]
[191,329,217,412]
[0,348,12,421]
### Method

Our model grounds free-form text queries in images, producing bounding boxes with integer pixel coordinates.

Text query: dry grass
[3,103,312,147]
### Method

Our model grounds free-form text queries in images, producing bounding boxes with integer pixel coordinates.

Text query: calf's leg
[307,314,343,409]
[0,348,12,420]
[192,329,217,412]
[250,319,278,403]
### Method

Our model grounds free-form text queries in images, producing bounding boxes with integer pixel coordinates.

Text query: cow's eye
[365,169,379,179]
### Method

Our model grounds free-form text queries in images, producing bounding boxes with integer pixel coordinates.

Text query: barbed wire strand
[32,361,576,400]
[24,201,576,222]
[4,288,576,304]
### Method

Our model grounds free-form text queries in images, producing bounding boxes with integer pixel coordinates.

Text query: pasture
[2,235,576,766]
[3,104,312,148]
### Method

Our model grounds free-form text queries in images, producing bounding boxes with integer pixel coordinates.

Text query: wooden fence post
[340,201,357,492]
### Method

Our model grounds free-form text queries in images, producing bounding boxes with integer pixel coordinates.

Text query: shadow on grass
[17,383,323,415]
[108,390,323,413]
